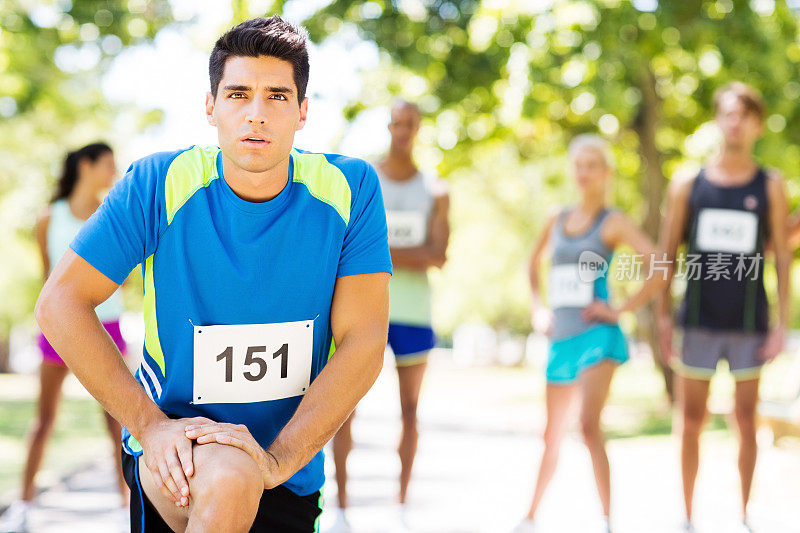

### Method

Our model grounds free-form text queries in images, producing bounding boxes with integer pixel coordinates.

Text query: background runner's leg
[579,360,617,519]
[733,378,760,518]
[679,376,710,521]
[332,412,355,509]
[21,362,69,501]
[102,409,130,505]
[397,360,427,504]
[526,382,579,520]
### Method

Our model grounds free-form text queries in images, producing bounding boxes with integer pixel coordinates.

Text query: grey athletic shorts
[678,327,766,381]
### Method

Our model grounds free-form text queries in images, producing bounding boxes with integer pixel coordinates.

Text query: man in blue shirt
[36,16,391,532]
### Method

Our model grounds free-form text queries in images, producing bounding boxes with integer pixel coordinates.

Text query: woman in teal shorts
[514,135,664,533]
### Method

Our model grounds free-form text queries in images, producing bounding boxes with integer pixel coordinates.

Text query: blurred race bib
[695,208,758,254]
[193,320,313,404]
[548,264,593,309]
[387,210,426,248]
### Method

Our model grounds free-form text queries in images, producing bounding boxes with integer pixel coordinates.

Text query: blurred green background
[4,0,800,356]
[3,1,800,523]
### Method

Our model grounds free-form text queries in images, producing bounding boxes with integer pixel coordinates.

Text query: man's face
[388,105,420,151]
[715,93,763,151]
[206,55,307,174]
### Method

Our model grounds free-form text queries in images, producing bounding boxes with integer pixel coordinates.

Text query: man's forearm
[264,326,385,487]
[35,289,166,438]
[621,275,667,314]
[775,252,792,329]
[656,272,674,318]
[654,248,679,318]
[390,246,445,270]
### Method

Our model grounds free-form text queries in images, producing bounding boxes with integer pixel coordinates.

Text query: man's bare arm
[390,194,449,270]
[188,272,391,487]
[656,173,694,318]
[788,209,800,250]
[260,272,389,486]
[767,172,791,328]
[36,250,162,434]
[35,250,195,506]
[761,172,791,361]
[653,172,694,363]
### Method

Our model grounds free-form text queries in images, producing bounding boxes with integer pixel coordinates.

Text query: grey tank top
[378,170,435,234]
[377,168,436,324]
[548,208,614,341]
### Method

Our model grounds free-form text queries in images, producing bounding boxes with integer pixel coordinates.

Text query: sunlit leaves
[0,0,174,337]
[300,0,800,332]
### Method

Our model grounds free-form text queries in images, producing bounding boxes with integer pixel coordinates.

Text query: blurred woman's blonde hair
[567,133,614,169]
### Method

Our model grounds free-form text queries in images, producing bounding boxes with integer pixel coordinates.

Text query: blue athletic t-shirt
[71,145,392,496]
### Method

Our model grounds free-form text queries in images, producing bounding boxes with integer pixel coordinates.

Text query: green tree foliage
[0,0,174,342]
[296,1,800,396]
[299,0,800,329]
[303,1,800,187]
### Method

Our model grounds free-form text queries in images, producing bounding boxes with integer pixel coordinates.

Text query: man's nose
[246,99,268,125]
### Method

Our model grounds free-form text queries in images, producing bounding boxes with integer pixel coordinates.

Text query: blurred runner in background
[0,143,129,533]
[330,100,449,532]
[657,82,791,533]
[515,134,664,533]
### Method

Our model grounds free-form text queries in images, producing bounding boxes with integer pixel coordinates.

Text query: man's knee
[400,405,418,428]
[188,443,263,529]
[190,443,263,502]
[682,402,707,436]
[734,405,757,436]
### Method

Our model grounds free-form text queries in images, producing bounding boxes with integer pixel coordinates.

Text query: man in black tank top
[657,82,791,532]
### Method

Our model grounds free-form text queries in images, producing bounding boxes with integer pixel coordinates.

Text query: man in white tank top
[329,101,449,530]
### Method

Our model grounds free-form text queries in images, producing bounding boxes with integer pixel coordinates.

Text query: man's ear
[205,92,217,127]
[296,97,309,131]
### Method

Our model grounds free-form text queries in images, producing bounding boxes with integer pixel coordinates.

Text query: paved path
[4,351,800,533]
[10,459,127,533]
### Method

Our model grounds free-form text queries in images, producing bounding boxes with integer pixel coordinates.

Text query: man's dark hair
[209,16,309,104]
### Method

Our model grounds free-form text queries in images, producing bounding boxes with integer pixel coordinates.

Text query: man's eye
[270,94,287,101]
[229,92,246,99]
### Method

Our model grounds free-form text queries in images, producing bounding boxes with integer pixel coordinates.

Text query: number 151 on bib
[192,320,314,404]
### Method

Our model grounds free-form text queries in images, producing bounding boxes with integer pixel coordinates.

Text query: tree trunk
[0,335,10,373]
[633,62,675,403]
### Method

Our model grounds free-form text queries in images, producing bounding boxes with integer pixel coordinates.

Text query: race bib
[695,208,758,254]
[387,211,426,248]
[192,320,313,405]
[548,264,594,309]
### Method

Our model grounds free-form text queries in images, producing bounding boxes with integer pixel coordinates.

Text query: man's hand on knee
[185,422,279,489]
[140,416,213,507]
